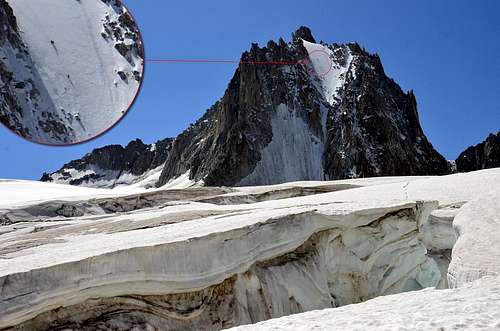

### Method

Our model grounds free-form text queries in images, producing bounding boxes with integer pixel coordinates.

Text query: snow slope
[302,40,353,106]
[4,0,143,144]
[448,191,500,287]
[0,179,116,208]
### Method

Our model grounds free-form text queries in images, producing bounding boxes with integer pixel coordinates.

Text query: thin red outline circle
[0,0,145,147]
[300,49,333,78]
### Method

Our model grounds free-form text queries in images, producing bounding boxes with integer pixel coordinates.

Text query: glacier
[0,168,499,329]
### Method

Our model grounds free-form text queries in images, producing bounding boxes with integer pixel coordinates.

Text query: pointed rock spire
[292,26,316,43]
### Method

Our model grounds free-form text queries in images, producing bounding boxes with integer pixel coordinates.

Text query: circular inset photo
[0,0,144,145]
[300,49,333,79]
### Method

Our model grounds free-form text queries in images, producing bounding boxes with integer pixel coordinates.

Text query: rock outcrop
[100,0,143,76]
[41,138,173,188]
[456,132,500,172]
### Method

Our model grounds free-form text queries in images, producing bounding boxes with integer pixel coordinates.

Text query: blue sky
[1,0,499,180]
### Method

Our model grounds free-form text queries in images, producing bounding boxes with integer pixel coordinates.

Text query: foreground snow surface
[0,169,499,330]
[231,276,500,331]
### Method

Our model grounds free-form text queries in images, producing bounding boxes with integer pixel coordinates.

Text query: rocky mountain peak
[155,28,449,187]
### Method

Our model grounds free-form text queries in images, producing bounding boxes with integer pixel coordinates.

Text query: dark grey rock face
[41,138,173,187]
[456,132,500,172]
[323,47,449,179]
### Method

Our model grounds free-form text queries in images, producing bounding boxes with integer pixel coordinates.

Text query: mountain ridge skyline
[41,26,497,188]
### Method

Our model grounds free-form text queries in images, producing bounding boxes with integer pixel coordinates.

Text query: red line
[146,59,239,63]
[146,59,300,65]
[241,60,300,65]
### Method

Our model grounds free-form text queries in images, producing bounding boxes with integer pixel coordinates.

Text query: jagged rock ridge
[456,132,500,172]
[43,26,450,187]
[41,138,172,188]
